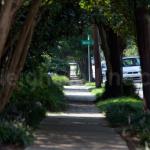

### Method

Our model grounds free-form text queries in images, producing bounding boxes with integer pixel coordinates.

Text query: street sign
[81,34,94,82]
[81,40,94,45]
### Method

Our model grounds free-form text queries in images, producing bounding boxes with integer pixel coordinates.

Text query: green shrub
[51,75,69,89]
[0,70,67,129]
[14,71,67,112]
[91,88,105,98]
[0,100,46,128]
[106,103,142,126]
[123,79,136,96]
[0,56,68,146]
[127,113,150,145]
[0,121,33,146]
[97,97,142,112]
[85,82,96,87]
[35,82,67,111]
[97,97,143,126]
[18,101,46,128]
[49,58,70,76]
[96,96,150,145]
[101,79,137,99]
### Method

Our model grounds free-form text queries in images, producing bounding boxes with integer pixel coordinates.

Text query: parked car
[122,56,141,81]
[92,60,107,80]
[101,56,142,82]
[101,61,107,81]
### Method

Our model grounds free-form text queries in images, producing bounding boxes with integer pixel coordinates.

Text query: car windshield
[123,58,140,67]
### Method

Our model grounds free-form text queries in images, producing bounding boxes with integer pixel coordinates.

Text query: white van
[122,56,141,81]
[101,56,142,82]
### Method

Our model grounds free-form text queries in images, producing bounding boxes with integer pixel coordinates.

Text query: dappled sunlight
[64,85,92,90]
[64,85,96,102]
[29,129,128,150]
[1,0,150,149]
[47,112,105,118]
[64,85,90,89]
[25,85,128,150]
[64,91,95,96]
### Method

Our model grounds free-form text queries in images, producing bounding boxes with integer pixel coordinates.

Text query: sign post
[87,35,91,82]
[81,35,94,82]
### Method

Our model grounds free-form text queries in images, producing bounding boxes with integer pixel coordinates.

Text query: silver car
[101,56,142,82]
[122,56,141,81]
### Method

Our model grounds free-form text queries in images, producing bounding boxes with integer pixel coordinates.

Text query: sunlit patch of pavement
[64,85,96,102]
[46,112,105,118]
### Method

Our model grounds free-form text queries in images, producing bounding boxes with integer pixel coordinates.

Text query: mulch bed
[122,134,139,150]
[0,145,24,150]
[113,127,144,150]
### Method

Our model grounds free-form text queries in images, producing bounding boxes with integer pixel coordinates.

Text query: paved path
[25,84,129,150]
[64,85,96,102]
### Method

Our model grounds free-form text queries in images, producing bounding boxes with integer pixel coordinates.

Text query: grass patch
[85,82,105,98]
[91,88,105,98]
[51,75,69,89]
[85,82,96,87]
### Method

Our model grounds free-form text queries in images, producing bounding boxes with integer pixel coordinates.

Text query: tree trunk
[0,0,41,111]
[135,7,150,111]
[98,23,112,75]
[93,24,102,87]
[106,27,123,97]
[0,0,22,59]
[78,57,88,81]
[98,23,123,98]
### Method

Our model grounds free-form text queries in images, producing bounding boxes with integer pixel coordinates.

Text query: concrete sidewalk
[25,85,129,150]
[64,85,96,102]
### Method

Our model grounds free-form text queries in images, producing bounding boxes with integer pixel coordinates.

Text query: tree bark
[0,0,42,111]
[98,23,124,97]
[93,24,102,87]
[106,27,123,97]
[0,0,22,59]
[98,23,112,74]
[78,57,88,81]
[135,7,150,111]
